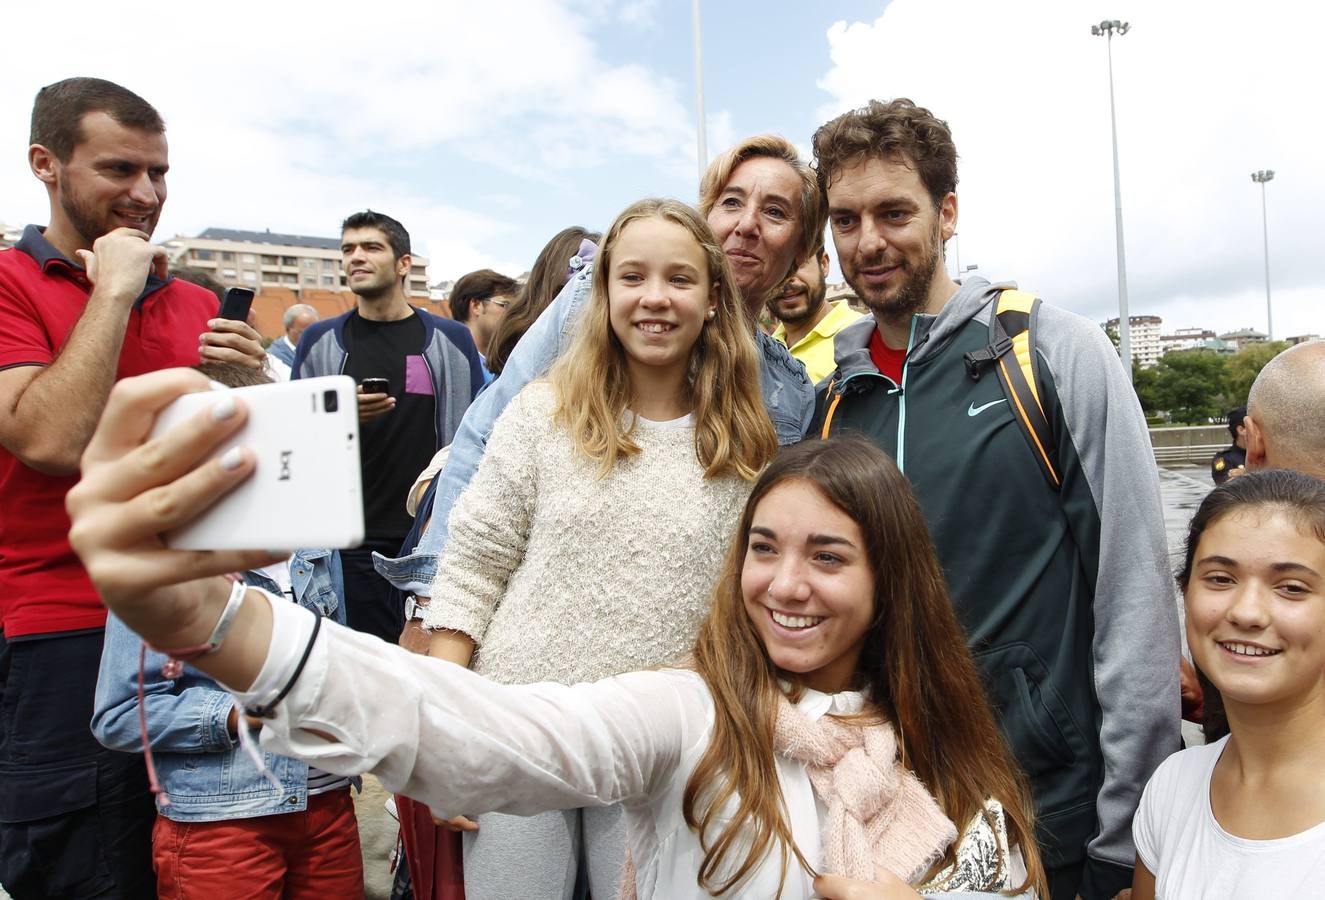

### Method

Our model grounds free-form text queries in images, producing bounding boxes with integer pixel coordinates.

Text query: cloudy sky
[2,0,1318,339]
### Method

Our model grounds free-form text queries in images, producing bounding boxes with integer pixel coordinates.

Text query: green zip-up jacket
[812,277,1180,900]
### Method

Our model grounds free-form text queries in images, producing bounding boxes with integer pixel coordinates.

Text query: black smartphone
[217,287,255,322]
[360,377,390,395]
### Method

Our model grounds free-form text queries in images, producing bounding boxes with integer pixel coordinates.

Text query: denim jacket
[91,568,355,823]
[373,262,815,595]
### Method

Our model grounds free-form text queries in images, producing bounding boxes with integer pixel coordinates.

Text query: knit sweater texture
[423,381,752,686]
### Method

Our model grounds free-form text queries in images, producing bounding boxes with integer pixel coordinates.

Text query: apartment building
[1104,314,1163,368]
[1159,327,1227,355]
[1217,328,1269,351]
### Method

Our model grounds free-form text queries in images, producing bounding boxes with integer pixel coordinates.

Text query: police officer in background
[1210,406,1247,485]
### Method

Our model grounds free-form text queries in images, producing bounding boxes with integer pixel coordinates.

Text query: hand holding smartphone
[357,377,394,423]
[149,375,363,550]
[217,287,255,322]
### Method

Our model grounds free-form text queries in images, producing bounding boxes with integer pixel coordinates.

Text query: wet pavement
[1157,464,1214,747]
[1158,465,1214,565]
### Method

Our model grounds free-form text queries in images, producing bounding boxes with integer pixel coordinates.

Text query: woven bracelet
[246,608,322,719]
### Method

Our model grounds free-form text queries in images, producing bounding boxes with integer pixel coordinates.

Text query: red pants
[397,794,465,900]
[152,788,364,899]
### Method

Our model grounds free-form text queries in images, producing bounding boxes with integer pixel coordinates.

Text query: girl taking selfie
[69,382,1045,898]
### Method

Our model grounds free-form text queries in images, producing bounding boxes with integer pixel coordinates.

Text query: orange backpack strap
[820,379,841,439]
[962,290,1061,490]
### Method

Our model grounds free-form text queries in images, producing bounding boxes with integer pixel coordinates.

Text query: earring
[706,310,715,320]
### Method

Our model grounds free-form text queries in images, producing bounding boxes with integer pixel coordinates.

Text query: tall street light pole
[691,0,708,186]
[1091,19,1132,383]
[1251,169,1275,340]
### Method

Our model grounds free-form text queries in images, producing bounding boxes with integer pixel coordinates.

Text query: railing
[1153,443,1224,466]
[1149,425,1228,467]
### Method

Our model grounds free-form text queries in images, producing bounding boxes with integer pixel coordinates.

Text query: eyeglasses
[483,298,511,309]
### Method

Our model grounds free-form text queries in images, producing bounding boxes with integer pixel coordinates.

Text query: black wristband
[246,609,322,719]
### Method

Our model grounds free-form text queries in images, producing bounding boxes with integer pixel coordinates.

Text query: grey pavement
[1158,464,1214,565]
[1157,464,1214,748]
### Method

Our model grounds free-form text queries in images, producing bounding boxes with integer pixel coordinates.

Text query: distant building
[1159,327,1233,356]
[1104,315,1163,368]
[163,228,430,299]
[1217,327,1269,351]
[430,279,455,304]
[1286,334,1321,346]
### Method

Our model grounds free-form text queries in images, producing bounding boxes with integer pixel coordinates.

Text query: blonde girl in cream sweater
[421,198,778,899]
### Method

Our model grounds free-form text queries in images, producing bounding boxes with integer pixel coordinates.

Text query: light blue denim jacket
[373,261,815,595]
[91,569,355,823]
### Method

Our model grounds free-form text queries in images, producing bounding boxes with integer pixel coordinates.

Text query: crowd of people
[1,75,1323,900]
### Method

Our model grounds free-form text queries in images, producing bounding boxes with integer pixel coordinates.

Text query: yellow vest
[772,300,865,385]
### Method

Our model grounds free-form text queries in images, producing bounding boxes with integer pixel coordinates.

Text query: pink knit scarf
[618,695,958,898]
[772,694,957,883]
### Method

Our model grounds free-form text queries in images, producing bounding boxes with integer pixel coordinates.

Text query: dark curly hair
[812,98,958,209]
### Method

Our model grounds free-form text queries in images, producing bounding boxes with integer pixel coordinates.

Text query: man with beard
[292,210,482,643]
[767,241,862,384]
[0,77,266,897]
[811,99,1178,900]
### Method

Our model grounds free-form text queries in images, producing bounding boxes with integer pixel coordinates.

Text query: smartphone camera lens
[323,390,339,413]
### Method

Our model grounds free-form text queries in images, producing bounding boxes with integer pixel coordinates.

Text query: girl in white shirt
[1131,469,1325,899]
[66,378,1046,898]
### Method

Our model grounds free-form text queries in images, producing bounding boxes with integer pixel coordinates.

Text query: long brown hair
[547,198,776,481]
[685,438,1045,895]
[487,225,600,375]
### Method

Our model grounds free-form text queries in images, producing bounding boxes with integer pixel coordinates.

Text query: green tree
[1152,350,1228,424]
[1223,341,1289,407]
[1132,362,1162,417]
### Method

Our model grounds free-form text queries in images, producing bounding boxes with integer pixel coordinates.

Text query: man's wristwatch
[404,595,430,622]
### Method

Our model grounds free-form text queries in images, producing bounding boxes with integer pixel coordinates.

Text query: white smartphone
[150,375,364,550]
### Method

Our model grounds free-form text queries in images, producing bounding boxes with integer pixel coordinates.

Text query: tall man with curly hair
[811,98,1180,900]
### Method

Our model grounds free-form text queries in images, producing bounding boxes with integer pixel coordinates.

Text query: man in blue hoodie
[292,210,481,642]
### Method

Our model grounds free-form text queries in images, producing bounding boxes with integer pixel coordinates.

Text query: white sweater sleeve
[421,384,547,644]
[234,591,703,817]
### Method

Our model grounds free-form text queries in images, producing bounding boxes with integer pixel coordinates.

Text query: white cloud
[617,0,658,28]
[0,0,698,281]
[815,0,1324,340]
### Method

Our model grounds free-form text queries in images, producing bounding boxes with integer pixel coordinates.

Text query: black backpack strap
[963,290,1061,490]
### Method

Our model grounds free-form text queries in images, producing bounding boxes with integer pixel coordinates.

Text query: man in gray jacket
[292,210,481,642]
[811,98,1180,900]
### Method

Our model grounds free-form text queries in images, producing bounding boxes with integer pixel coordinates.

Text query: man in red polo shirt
[0,77,265,898]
